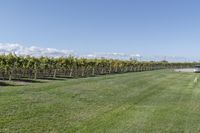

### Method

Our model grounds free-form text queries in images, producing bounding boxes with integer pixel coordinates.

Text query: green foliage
[0,54,198,80]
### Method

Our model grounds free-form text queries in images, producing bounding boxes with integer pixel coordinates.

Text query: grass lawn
[1,70,200,133]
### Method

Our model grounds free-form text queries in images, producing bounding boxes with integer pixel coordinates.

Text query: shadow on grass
[0,77,67,85]
[12,79,47,83]
[38,77,66,80]
[0,82,16,86]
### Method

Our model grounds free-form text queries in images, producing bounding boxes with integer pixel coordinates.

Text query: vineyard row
[0,54,198,80]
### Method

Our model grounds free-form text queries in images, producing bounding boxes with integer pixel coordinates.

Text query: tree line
[0,54,198,81]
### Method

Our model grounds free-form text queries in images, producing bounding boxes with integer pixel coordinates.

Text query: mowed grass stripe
[0,71,169,129]
[184,74,200,132]
[1,70,200,132]
[71,71,190,132]
[138,73,197,132]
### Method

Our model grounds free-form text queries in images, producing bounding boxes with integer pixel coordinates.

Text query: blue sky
[0,0,200,57]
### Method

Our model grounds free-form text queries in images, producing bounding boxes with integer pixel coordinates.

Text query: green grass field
[1,70,200,133]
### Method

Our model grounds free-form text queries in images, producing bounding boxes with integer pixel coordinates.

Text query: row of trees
[0,54,198,80]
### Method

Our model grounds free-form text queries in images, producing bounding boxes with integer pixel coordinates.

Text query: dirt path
[175,68,194,73]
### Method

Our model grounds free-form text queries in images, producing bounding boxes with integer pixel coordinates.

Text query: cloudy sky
[0,43,198,62]
[0,0,200,61]
[0,43,141,60]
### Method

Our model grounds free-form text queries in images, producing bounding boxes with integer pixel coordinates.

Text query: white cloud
[0,43,197,62]
[0,43,141,60]
[82,53,141,60]
[0,43,75,57]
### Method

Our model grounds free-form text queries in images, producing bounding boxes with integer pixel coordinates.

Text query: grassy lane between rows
[1,70,200,133]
